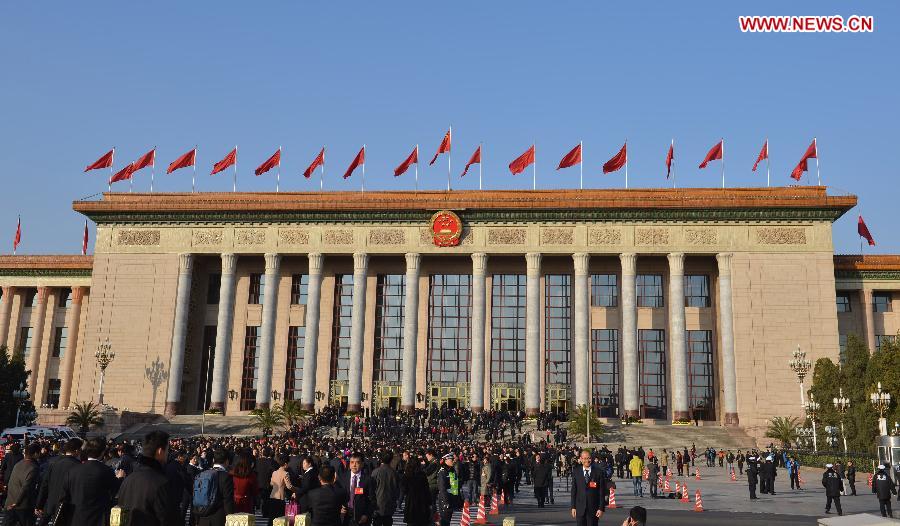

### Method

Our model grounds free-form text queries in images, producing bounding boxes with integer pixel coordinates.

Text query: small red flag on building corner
[211,148,237,175]
[699,140,723,169]
[557,144,582,170]
[394,146,418,177]
[109,163,136,184]
[509,145,535,175]
[858,216,875,246]
[167,149,197,174]
[13,216,21,254]
[666,141,675,180]
[82,220,89,255]
[84,149,115,172]
[430,129,451,165]
[254,148,281,176]
[343,146,366,179]
[132,148,156,172]
[461,146,481,177]
[303,148,325,178]
[603,143,627,174]
[790,139,818,181]
[752,140,768,172]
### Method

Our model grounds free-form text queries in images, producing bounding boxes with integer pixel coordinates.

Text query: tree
[0,345,36,428]
[250,405,285,436]
[280,400,303,428]
[765,416,801,447]
[568,405,604,442]
[66,401,105,438]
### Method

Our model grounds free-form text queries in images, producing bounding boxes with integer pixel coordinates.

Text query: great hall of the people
[2,186,899,438]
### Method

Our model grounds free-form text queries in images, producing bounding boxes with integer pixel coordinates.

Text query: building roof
[834,255,900,271]
[73,186,857,224]
[0,255,93,278]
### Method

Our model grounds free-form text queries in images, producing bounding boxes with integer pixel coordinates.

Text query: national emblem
[430,210,462,247]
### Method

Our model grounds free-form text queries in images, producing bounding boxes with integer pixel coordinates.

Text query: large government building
[2,186,899,439]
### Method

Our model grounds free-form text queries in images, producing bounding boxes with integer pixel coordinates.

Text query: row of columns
[164,251,738,424]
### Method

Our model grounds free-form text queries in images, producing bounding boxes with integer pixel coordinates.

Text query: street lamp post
[833,387,850,455]
[13,383,28,427]
[869,382,892,436]
[789,344,812,409]
[804,394,820,452]
[94,338,115,406]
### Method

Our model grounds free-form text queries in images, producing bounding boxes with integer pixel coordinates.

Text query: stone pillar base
[301,403,315,412]
[346,403,361,414]
[256,402,270,410]
[525,407,540,417]
[672,411,690,421]
[724,413,740,426]
[164,402,179,417]
[624,409,640,418]
[209,402,225,412]
[471,406,484,413]
[401,404,416,412]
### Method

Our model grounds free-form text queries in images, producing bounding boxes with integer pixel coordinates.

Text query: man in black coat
[59,437,123,526]
[255,447,278,508]
[1,443,23,488]
[117,431,173,526]
[872,464,896,518]
[570,450,606,526]
[36,437,82,524]
[746,454,759,500]
[531,454,551,508]
[307,465,349,526]
[822,463,843,516]
[337,452,374,526]
[296,456,321,511]
[165,451,193,524]
[4,442,40,526]
[195,448,235,526]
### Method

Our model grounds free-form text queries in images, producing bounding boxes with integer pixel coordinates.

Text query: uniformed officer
[822,463,843,516]
[746,453,758,500]
[872,464,897,518]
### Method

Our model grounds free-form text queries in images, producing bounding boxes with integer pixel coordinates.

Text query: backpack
[192,468,221,517]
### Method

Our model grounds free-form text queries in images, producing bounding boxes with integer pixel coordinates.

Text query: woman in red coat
[230,451,259,514]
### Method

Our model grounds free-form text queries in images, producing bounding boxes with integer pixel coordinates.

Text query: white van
[44,426,79,440]
[0,427,39,444]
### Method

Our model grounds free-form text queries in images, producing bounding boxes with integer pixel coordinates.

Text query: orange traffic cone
[798,470,805,486]
[730,468,737,481]
[657,472,663,488]
[663,478,671,493]
[607,487,618,509]
[675,480,680,496]
[680,483,689,503]
[642,467,649,480]
[867,473,873,487]
[695,469,701,481]
[474,495,488,524]
[694,489,704,512]
[489,492,500,515]
[459,502,471,526]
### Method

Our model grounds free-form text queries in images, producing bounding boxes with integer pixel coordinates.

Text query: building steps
[584,422,758,450]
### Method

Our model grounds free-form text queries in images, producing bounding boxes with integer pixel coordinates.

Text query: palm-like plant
[66,401,104,438]
[280,400,303,428]
[765,416,801,447]
[250,405,285,436]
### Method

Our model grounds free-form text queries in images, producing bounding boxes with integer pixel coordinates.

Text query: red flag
[211,148,237,175]
[858,215,875,246]
[132,148,156,172]
[699,140,723,169]
[254,148,281,176]
[429,129,451,165]
[557,144,582,170]
[394,146,418,177]
[167,148,197,174]
[109,163,135,184]
[790,139,817,181]
[752,140,768,172]
[665,141,674,179]
[84,149,115,172]
[303,148,325,178]
[82,220,89,256]
[461,146,482,177]
[509,145,535,175]
[343,147,365,179]
[603,143,627,174]
[13,216,21,253]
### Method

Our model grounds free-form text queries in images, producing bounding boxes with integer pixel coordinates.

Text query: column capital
[1,285,12,296]
[221,253,238,274]
[525,252,542,275]
[405,252,421,272]
[178,253,194,274]
[667,252,685,275]
[308,253,325,274]
[471,253,489,274]
[264,253,281,272]
[71,286,87,305]
[36,286,50,304]
[619,252,637,274]
[353,252,369,271]
[573,253,591,275]
[716,252,733,276]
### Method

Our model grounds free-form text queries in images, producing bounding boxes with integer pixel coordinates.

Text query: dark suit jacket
[296,467,321,510]
[532,462,552,488]
[60,459,121,526]
[337,471,374,524]
[195,469,235,526]
[570,464,606,517]
[306,484,349,526]
[37,454,80,516]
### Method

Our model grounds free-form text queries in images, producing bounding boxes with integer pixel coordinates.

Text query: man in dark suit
[337,452,373,526]
[531,454,552,508]
[295,456,321,511]
[4,442,40,526]
[255,447,278,510]
[59,437,123,526]
[195,448,235,526]
[307,465,348,526]
[570,450,606,526]
[36,437,82,524]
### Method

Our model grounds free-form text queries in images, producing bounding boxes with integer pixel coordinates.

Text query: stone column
[0,286,13,348]
[470,253,488,412]
[620,253,639,418]
[668,252,689,421]
[26,287,50,392]
[58,287,86,409]
[573,253,591,408]
[400,253,421,411]
[861,289,877,353]
[346,252,369,413]
[525,253,542,415]
[717,252,739,426]
[210,253,238,412]
[255,253,281,409]
[301,253,324,411]
[164,254,194,416]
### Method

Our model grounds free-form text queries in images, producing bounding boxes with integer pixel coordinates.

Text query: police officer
[822,463,843,516]
[872,464,897,518]
[746,453,759,500]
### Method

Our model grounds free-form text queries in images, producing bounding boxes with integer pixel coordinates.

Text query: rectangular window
[684,275,710,308]
[838,334,848,364]
[46,379,61,408]
[291,274,309,305]
[284,326,306,401]
[636,274,664,308]
[330,275,354,382]
[248,273,264,305]
[428,274,472,384]
[491,274,526,384]
[545,274,572,386]
[207,273,221,304]
[18,327,33,360]
[591,329,619,417]
[687,330,715,420]
[23,288,38,308]
[58,288,72,308]
[197,326,217,411]
[239,326,260,411]
[590,274,618,307]
[374,275,405,383]
[638,329,666,420]
[876,334,897,352]
[51,327,68,358]
[873,292,892,313]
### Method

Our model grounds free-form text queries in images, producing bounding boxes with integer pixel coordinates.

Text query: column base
[623,409,640,418]
[724,413,740,426]
[256,402,270,410]
[526,407,540,417]
[209,402,225,413]
[401,404,416,412]
[471,406,484,413]
[672,411,690,422]
[301,403,315,412]
[164,402,179,417]
[346,403,361,414]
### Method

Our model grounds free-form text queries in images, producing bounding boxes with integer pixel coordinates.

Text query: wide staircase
[586,421,758,450]
[116,414,258,440]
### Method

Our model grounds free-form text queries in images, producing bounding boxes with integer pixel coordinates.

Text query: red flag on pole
[557,144,582,170]
[665,142,674,179]
[344,147,365,179]
[132,149,156,172]
[303,148,325,178]
[13,216,21,254]
[394,146,418,177]
[82,220,89,255]
[84,149,115,172]
[429,130,451,165]
[858,215,875,246]
[752,140,768,172]
[603,143,627,174]
[699,140,723,169]
[461,146,482,177]
[211,148,237,175]
[167,148,197,174]
[509,145,535,175]
[109,163,136,184]
[789,139,817,180]
[254,148,281,176]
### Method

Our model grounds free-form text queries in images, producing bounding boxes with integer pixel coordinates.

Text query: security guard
[822,463,843,516]
[746,453,759,500]
[872,464,897,518]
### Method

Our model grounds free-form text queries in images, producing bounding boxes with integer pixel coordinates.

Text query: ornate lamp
[803,393,820,452]
[833,387,850,454]
[789,344,812,408]
[94,338,115,405]
[869,382,892,436]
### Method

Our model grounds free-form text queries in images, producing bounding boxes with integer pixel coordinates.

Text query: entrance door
[491,383,524,412]
[545,384,570,415]
[428,383,470,410]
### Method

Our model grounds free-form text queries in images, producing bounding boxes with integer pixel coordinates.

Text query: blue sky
[1,2,897,254]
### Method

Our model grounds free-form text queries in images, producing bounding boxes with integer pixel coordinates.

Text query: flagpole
[150,147,156,193]
[13,216,18,255]
[193,145,197,193]
[814,137,821,186]
[320,148,325,191]
[624,140,629,189]
[276,146,281,193]
[447,126,452,192]
[109,147,114,193]
[233,145,238,192]
[721,138,726,188]
[479,143,483,191]
[532,141,536,190]
[766,138,770,188]
[361,144,366,193]
[579,140,584,190]
[672,139,676,189]
[83,219,88,255]
[415,144,419,192]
